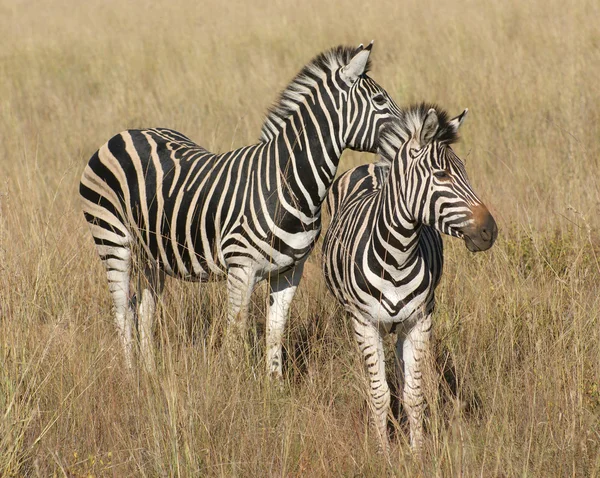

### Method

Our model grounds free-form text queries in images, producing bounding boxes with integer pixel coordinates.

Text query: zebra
[79,43,403,375]
[321,104,497,451]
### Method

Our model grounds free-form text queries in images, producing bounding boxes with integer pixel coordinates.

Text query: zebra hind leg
[136,260,165,373]
[98,242,136,369]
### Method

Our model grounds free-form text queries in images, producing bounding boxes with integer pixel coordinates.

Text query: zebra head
[338,42,403,153]
[260,43,402,153]
[381,104,497,252]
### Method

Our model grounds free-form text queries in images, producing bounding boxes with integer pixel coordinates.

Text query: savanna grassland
[1,0,600,475]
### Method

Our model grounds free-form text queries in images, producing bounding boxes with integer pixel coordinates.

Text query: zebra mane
[377,103,460,163]
[259,45,371,142]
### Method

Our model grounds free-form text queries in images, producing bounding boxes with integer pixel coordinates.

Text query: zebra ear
[448,108,468,133]
[420,108,439,146]
[340,41,373,84]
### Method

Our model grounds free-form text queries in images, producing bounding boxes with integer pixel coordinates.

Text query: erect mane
[377,103,460,163]
[259,45,371,142]
[403,103,459,145]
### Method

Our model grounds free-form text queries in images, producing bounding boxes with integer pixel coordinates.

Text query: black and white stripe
[322,104,497,451]
[80,43,402,374]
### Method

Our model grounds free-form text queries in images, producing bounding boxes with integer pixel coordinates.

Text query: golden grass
[2,0,600,475]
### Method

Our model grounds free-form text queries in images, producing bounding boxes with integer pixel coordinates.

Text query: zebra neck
[269,105,344,215]
[371,163,421,268]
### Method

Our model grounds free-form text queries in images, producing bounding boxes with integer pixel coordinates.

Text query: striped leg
[225,266,257,348]
[83,195,135,368]
[266,261,304,379]
[397,313,432,451]
[352,313,390,453]
[137,262,165,372]
[103,245,135,368]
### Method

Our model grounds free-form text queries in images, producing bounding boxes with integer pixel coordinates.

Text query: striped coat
[322,104,497,451]
[80,43,402,374]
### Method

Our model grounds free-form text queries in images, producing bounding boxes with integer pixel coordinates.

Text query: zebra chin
[461,206,498,252]
[463,234,494,252]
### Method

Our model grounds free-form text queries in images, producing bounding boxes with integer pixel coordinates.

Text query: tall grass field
[1,0,600,475]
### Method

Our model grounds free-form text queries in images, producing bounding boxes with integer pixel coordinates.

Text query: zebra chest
[357,254,439,325]
[361,279,434,323]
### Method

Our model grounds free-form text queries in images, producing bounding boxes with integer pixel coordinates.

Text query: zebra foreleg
[266,261,305,380]
[137,262,165,373]
[398,313,432,452]
[352,313,391,453]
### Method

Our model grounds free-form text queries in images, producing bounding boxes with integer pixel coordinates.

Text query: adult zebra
[80,43,402,375]
[322,104,497,451]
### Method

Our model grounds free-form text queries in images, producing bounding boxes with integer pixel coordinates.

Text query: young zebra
[80,43,402,374]
[322,104,497,451]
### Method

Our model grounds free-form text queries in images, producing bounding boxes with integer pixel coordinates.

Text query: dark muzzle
[462,204,498,252]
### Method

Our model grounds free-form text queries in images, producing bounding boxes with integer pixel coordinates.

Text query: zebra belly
[222,218,322,280]
[134,196,321,282]
[147,214,321,283]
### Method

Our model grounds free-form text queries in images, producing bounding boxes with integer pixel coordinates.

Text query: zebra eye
[434,170,450,179]
[372,94,386,105]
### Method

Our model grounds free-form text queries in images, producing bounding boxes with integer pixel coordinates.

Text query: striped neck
[370,145,421,268]
[268,97,345,216]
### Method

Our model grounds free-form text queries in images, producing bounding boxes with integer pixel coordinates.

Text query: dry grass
[2,0,600,475]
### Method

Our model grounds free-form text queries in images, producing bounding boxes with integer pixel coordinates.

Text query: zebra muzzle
[462,205,498,252]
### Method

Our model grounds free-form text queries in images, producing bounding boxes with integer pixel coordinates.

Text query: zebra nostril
[481,228,491,241]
